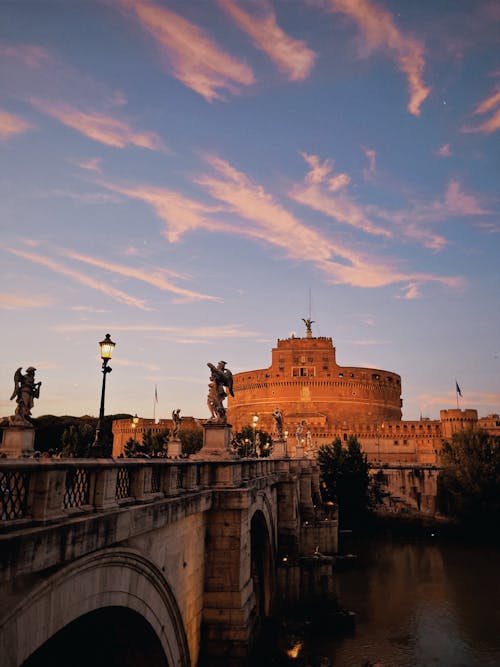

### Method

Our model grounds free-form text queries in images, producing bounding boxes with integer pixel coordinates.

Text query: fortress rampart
[228,334,402,434]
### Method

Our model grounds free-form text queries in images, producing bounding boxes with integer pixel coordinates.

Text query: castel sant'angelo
[113,319,499,462]
[226,319,500,464]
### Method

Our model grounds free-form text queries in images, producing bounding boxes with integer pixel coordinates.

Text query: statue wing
[225,369,234,397]
[10,367,22,400]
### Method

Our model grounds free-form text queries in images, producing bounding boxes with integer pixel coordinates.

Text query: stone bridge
[0,454,338,666]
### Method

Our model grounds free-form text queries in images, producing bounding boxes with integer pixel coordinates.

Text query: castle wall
[228,335,402,435]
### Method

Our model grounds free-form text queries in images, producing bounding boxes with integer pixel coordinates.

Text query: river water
[256,529,500,667]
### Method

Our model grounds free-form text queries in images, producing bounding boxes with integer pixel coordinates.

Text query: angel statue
[207,360,234,423]
[10,366,42,425]
[272,407,284,440]
[171,408,182,439]
[302,318,315,335]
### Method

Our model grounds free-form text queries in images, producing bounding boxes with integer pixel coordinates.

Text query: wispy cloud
[74,157,102,172]
[195,154,460,296]
[419,390,500,412]
[98,179,225,243]
[0,108,33,140]
[435,143,452,158]
[0,43,51,68]
[113,358,160,372]
[60,248,222,303]
[322,0,430,115]
[50,189,122,205]
[217,0,316,81]
[115,0,255,101]
[7,248,152,310]
[362,146,377,179]
[51,322,261,341]
[0,292,53,310]
[290,152,391,237]
[368,180,491,251]
[462,87,500,134]
[29,98,166,150]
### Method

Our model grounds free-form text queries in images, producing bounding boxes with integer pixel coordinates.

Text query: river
[254,528,500,666]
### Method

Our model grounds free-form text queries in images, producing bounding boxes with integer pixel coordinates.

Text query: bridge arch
[0,548,190,667]
[250,504,276,619]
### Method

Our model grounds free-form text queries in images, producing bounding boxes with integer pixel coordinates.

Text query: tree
[179,428,203,456]
[317,435,374,527]
[125,428,169,457]
[439,427,500,529]
[232,425,273,457]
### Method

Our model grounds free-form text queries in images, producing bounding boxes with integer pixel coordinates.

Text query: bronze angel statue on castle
[207,360,234,423]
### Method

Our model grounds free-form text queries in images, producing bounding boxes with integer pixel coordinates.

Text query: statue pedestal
[270,438,289,459]
[193,422,236,460]
[168,437,182,459]
[1,425,35,458]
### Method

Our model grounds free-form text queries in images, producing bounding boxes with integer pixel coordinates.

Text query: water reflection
[319,535,500,667]
[253,535,500,666]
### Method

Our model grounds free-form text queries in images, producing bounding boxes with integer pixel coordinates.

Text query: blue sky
[1,0,499,423]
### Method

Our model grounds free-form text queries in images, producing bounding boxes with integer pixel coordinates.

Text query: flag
[455,381,462,397]
[154,384,159,423]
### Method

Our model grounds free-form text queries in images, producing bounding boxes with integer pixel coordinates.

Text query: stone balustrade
[0,457,290,529]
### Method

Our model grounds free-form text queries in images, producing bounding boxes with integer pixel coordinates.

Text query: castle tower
[227,321,402,437]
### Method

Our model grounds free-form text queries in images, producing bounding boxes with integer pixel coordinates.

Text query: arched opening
[22,606,168,667]
[250,510,274,620]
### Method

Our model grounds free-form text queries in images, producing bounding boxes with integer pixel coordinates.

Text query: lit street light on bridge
[89,333,116,457]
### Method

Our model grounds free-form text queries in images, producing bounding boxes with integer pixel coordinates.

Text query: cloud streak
[0,292,53,310]
[116,0,254,101]
[7,248,152,310]
[0,108,33,140]
[218,0,316,81]
[323,0,430,115]
[51,322,261,341]
[290,153,391,237]
[29,99,166,150]
[463,88,500,134]
[195,155,460,296]
[60,248,222,303]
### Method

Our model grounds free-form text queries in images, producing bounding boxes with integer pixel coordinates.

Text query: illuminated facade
[226,323,499,465]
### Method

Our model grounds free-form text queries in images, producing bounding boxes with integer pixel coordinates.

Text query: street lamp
[132,413,139,441]
[252,414,259,457]
[89,333,116,457]
[284,430,289,457]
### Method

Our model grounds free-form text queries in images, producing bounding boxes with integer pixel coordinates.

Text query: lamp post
[252,414,259,457]
[284,430,289,457]
[89,333,115,457]
[132,413,139,441]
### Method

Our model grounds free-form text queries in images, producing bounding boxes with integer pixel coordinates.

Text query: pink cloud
[196,154,459,293]
[0,109,33,140]
[98,179,225,243]
[29,99,166,150]
[0,292,53,310]
[435,143,452,157]
[7,248,151,310]
[362,146,377,178]
[115,0,254,101]
[0,44,51,68]
[75,157,102,172]
[217,0,316,81]
[463,87,500,134]
[61,249,222,303]
[290,153,391,237]
[369,180,491,250]
[323,0,430,115]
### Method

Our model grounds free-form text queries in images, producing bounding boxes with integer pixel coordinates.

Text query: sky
[1,0,499,424]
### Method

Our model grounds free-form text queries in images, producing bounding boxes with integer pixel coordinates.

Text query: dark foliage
[124,428,170,457]
[232,425,273,457]
[318,435,378,527]
[439,427,500,530]
[179,428,203,456]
